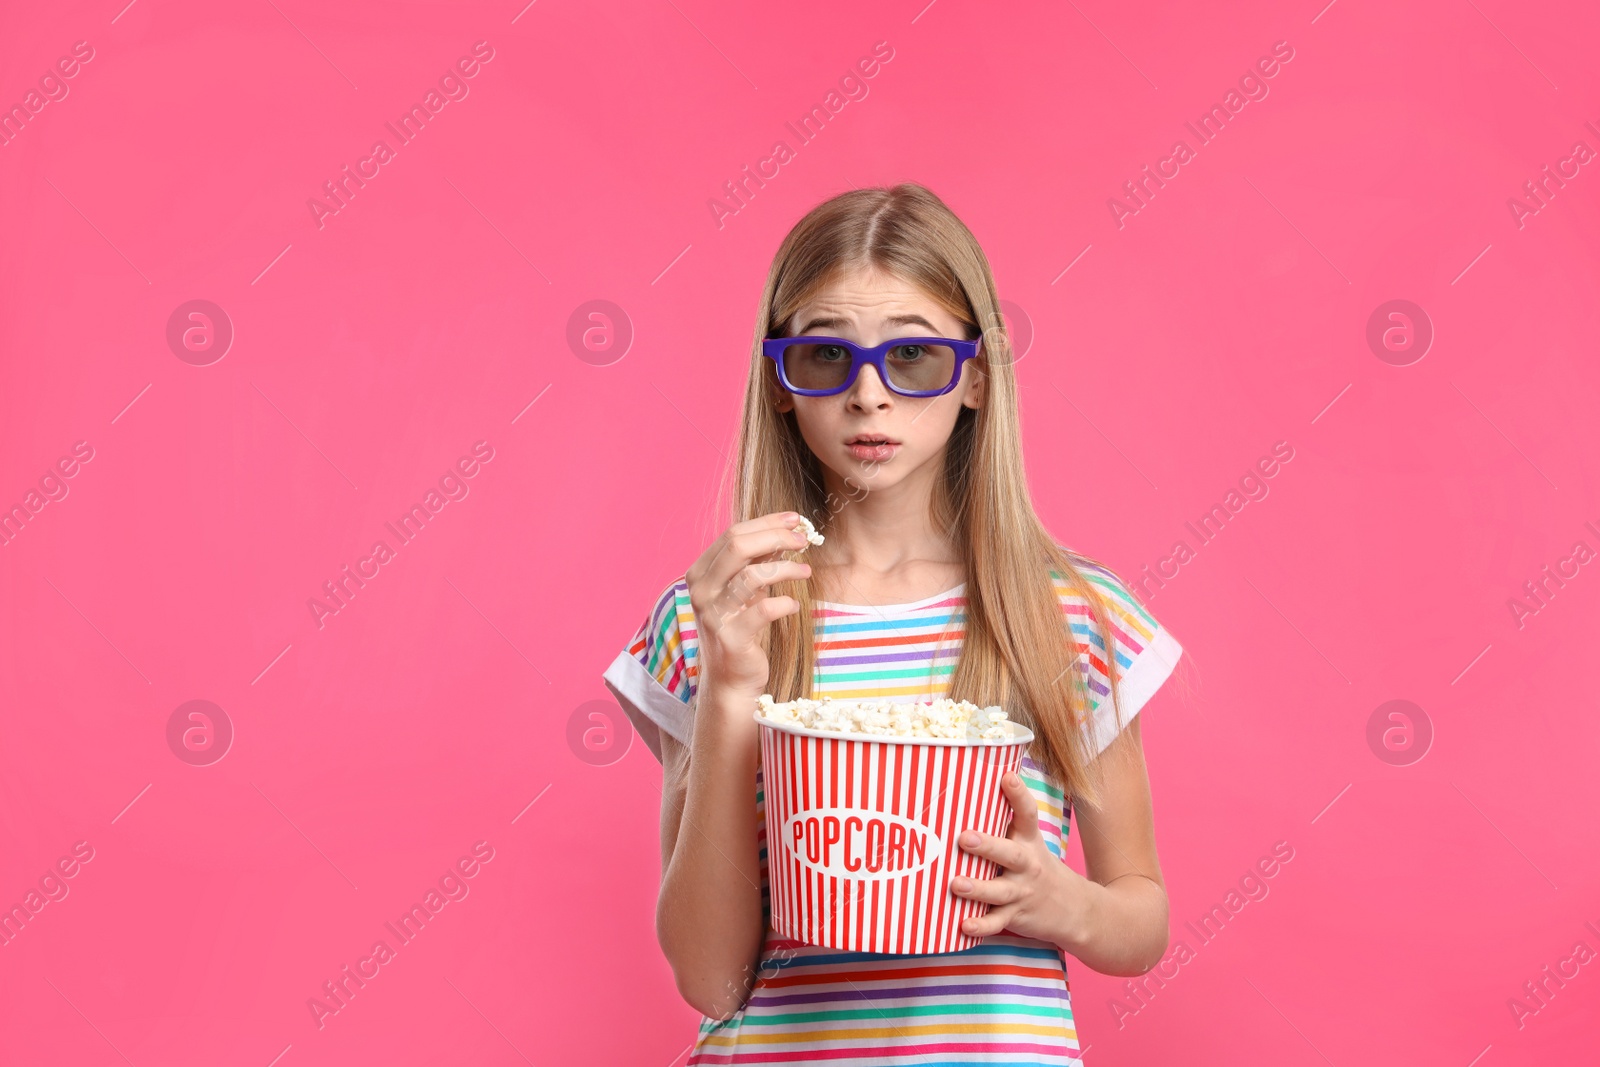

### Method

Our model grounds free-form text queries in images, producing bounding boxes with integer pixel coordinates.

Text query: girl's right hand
[685,511,814,702]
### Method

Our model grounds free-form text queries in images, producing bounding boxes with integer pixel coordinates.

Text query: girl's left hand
[950,771,1091,945]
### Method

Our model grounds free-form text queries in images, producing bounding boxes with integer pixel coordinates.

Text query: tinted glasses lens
[780,341,855,391]
[884,342,957,393]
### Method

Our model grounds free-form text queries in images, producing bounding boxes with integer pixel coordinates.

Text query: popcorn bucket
[756,712,1034,955]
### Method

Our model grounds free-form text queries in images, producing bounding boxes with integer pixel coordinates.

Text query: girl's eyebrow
[796,312,939,334]
[795,316,844,333]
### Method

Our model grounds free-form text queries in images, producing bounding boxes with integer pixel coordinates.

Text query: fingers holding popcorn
[690,513,816,594]
[686,511,818,698]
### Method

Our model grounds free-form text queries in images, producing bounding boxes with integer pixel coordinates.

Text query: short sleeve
[1056,557,1183,758]
[601,577,700,762]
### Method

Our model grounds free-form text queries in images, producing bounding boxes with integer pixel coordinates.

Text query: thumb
[1003,772,1041,839]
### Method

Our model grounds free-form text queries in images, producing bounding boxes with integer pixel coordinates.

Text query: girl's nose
[847,363,894,410]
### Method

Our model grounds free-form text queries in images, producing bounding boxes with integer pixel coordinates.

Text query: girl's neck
[810,456,962,603]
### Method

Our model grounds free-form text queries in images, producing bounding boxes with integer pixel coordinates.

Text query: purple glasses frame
[761,335,982,398]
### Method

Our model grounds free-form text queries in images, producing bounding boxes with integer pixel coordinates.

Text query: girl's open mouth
[847,435,899,462]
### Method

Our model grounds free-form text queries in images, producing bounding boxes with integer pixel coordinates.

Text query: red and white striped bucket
[756,711,1034,955]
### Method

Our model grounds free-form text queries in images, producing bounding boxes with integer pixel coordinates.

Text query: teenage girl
[602,183,1183,1065]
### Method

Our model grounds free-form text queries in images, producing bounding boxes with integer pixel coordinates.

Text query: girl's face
[776,264,985,494]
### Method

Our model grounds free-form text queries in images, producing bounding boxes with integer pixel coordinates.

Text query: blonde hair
[716,182,1129,807]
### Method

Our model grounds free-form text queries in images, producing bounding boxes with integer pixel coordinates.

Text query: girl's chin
[817,452,913,493]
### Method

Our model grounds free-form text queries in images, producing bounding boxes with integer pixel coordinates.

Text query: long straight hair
[716,183,1128,807]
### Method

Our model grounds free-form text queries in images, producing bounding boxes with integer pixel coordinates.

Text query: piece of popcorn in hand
[792,515,825,547]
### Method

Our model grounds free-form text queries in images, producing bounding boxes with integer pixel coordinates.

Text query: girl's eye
[817,345,850,361]
[890,344,925,362]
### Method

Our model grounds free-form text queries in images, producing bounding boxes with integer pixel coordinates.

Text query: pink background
[2,0,1598,1063]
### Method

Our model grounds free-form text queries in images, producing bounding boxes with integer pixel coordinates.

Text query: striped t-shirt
[601,555,1182,1065]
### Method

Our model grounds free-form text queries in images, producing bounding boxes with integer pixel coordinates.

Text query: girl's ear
[767,354,796,412]
[961,350,987,410]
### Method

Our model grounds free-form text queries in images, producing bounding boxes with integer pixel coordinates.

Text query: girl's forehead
[790,272,959,331]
